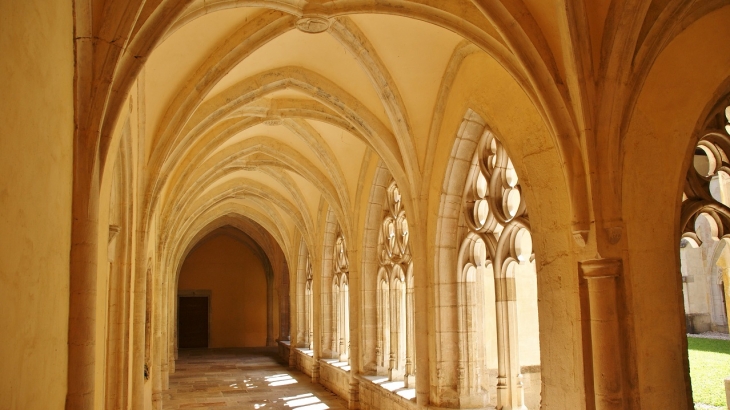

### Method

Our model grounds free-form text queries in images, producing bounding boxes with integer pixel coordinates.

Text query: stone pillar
[312,255,322,383]
[724,377,730,409]
[266,268,275,346]
[349,376,360,410]
[167,278,177,375]
[308,290,314,349]
[405,283,415,388]
[160,272,170,389]
[494,275,525,410]
[347,249,361,410]
[105,226,126,409]
[580,259,625,410]
[339,284,349,362]
[66,156,99,410]
[130,256,148,409]
[280,281,290,341]
[333,285,340,355]
[152,261,164,409]
[389,281,404,380]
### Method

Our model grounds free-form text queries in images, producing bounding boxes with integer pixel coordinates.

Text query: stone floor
[162,348,349,410]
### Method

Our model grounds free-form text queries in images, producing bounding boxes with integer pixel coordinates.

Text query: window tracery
[458,130,538,408]
[682,108,730,245]
[333,228,350,362]
[679,104,730,334]
[376,181,415,386]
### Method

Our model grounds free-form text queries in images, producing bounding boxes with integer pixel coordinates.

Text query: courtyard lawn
[688,336,730,408]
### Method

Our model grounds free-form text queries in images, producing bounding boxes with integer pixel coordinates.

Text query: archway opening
[678,102,730,409]
[178,226,270,348]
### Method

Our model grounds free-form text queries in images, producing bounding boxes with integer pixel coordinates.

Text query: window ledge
[357,374,417,401]
[295,347,314,357]
[320,358,351,372]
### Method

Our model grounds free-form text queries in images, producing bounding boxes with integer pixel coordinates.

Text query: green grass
[688,336,730,408]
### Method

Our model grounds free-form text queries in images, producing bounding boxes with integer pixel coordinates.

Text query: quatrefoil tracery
[681,105,730,247]
[334,229,349,276]
[462,131,533,272]
[378,181,412,267]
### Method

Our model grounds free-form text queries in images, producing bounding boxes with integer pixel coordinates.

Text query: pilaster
[580,258,625,410]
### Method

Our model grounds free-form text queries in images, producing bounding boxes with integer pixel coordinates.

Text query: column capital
[580,258,622,279]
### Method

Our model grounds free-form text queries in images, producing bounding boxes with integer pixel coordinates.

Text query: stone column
[167,277,177,374]
[279,280,290,342]
[312,256,322,383]
[389,280,404,380]
[152,261,164,409]
[405,283,415,388]
[266,267,275,346]
[105,226,125,409]
[333,284,340,355]
[580,259,624,410]
[494,275,525,410]
[160,268,170,389]
[67,157,99,410]
[130,256,148,409]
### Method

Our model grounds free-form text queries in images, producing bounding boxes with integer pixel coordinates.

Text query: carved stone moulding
[296,15,331,34]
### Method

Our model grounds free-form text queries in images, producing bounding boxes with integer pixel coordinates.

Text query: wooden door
[178,296,209,348]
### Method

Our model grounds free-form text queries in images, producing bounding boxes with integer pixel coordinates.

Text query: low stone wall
[319,360,351,399]
[278,340,290,364]
[293,348,315,377]
[480,367,541,409]
[281,345,540,410]
[357,376,417,410]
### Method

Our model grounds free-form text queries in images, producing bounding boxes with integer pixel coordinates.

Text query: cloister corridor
[162,348,347,410]
[5,1,730,410]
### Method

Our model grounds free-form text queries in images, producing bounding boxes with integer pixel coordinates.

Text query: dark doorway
[178,296,209,348]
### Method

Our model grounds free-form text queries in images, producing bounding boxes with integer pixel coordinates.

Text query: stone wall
[0,1,74,408]
[319,360,351,400]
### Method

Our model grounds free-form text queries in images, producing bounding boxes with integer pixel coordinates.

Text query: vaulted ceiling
[117,0,727,266]
[146,4,480,261]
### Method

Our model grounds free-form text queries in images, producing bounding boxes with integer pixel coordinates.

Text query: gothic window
[376,181,415,387]
[680,104,730,334]
[333,229,350,362]
[459,130,539,408]
[305,254,313,349]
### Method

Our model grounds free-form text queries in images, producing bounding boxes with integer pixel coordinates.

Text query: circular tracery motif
[332,227,350,361]
[334,229,349,275]
[378,181,412,266]
[467,132,527,230]
[682,122,730,245]
[462,130,533,274]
